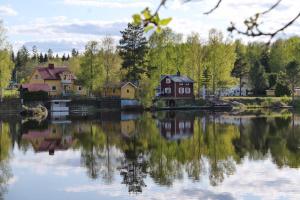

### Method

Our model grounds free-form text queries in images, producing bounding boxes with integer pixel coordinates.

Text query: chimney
[177,70,181,76]
[48,63,55,69]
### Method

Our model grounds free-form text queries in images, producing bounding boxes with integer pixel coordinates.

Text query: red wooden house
[157,72,194,106]
[159,72,194,98]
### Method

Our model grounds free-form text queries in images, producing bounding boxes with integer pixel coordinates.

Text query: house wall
[121,84,135,99]
[45,80,62,96]
[28,69,85,96]
[160,76,175,97]
[29,70,45,84]
[103,88,121,98]
[73,85,87,96]
[175,82,194,98]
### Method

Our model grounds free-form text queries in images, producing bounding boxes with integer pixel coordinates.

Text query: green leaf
[144,25,154,33]
[159,17,172,26]
[142,8,151,20]
[156,26,162,33]
[133,14,142,25]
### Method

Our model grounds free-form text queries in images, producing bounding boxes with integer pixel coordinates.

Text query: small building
[102,82,137,99]
[266,89,275,96]
[294,87,300,96]
[21,63,86,97]
[159,72,194,99]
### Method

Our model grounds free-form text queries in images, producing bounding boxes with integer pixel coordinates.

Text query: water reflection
[1,111,300,199]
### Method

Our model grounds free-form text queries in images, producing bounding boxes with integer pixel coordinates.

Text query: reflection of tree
[119,134,147,193]
[0,122,12,199]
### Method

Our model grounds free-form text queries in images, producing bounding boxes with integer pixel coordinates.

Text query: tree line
[1,22,300,105]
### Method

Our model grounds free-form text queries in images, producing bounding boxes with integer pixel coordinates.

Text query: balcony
[61,79,72,84]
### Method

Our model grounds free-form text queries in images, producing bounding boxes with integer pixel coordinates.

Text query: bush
[21,91,49,102]
[275,83,291,97]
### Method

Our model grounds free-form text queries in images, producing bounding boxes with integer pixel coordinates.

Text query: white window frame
[179,87,185,94]
[165,87,171,94]
[166,78,171,84]
[185,87,191,94]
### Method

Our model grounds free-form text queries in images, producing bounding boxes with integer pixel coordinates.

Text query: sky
[0,0,299,54]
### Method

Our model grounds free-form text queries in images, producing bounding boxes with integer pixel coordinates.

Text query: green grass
[3,89,19,98]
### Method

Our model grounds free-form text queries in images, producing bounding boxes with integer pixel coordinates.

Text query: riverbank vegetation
[1,20,300,107]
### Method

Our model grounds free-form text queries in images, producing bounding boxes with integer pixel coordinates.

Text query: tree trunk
[239,77,242,96]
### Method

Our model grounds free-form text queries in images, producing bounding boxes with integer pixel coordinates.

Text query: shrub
[21,91,49,102]
[275,83,291,97]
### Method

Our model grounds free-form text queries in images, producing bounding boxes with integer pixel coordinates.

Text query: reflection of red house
[22,129,74,155]
[158,112,194,140]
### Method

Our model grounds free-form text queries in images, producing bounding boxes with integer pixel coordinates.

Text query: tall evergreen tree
[118,23,148,82]
[47,48,53,60]
[39,53,44,63]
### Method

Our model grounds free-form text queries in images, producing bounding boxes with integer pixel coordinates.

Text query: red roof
[21,83,50,92]
[37,65,75,80]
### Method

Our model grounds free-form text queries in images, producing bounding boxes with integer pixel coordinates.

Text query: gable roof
[103,82,137,89]
[21,83,50,92]
[161,75,194,83]
[36,66,75,80]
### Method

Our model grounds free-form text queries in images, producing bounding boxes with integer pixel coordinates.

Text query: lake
[0,110,299,200]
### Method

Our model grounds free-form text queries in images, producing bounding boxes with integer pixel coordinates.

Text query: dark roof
[161,75,194,83]
[37,66,75,80]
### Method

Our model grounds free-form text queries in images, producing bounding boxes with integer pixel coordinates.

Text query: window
[179,87,184,94]
[166,78,171,84]
[127,89,130,93]
[185,121,191,129]
[179,83,183,86]
[35,74,38,79]
[113,89,115,93]
[52,86,56,91]
[78,86,82,91]
[185,87,191,94]
[64,75,67,80]
[165,87,171,94]
[165,122,172,130]
[179,122,185,129]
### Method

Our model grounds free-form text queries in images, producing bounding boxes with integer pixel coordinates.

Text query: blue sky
[0,0,299,54]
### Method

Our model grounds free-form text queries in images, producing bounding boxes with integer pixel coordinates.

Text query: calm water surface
[0,111,300,200]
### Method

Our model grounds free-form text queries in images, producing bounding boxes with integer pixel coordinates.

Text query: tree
[101,36,120,95]
[0,22,13,100]
[79,41,101,95]
[118,23,148,82]
[38,53,44,63]
[249,61,268,95]
[186,33,205,96]
[71,48,79,57]
[206,29,236,95]
[32,45,38,62]
[231,40,249,96]
[285,60,300,106]
[43,53,48,62]
[47,49,53,60]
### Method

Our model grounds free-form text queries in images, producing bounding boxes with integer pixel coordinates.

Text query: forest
[1,21,300,106]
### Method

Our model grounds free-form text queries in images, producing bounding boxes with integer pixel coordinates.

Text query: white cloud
[63,0,153,9]
[8,17,127,53]
[0,5,18,16]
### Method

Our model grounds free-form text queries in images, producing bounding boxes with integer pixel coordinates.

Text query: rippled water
[0,111,300,200]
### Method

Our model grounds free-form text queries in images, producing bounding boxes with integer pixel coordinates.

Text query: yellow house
[103,82,137,99]
[22,63,86,96]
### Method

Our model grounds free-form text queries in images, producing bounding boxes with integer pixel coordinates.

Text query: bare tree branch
[204,0,223,15]
[261,0,282,15]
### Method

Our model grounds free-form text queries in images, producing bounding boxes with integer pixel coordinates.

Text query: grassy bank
[222,96,293,109]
